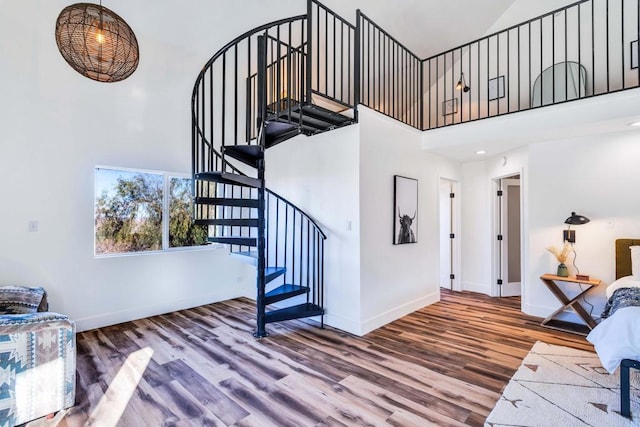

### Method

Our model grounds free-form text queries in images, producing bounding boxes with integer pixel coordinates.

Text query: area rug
[485,341,640,426]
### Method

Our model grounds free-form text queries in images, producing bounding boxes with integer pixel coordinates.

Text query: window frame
[94,165,212,258]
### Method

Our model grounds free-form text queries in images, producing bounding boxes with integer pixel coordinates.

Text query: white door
[439,179,459,290]
[500,178,521,297]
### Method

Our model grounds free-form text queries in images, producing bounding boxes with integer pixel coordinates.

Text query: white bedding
[605,275,640,298]
[587,306,640,373]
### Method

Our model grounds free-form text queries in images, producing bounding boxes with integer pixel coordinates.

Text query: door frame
[491,171,525,299]
[500,178,521,296]
[439,177,461,291]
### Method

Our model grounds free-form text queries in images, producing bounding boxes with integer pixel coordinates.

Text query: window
[168,176,208,248]
[95,167,208,256]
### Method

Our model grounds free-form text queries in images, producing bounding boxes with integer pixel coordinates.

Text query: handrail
[358,11,421,62]
[358,11,422,128]
[357,0,640,131]
[191,11,327,241]
[190,14,307,106]
[308,0,358,108]
[312,0,356,30]
[423,0,590,61]
[266,188,327,240]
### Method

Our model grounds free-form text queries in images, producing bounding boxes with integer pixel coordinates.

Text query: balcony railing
[356,0,640,131]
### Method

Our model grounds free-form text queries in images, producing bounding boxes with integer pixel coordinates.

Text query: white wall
[0,0,306,331]
[265,126,362,334]
[527,130,640,320]
[266,107,463,336]
[359,106,461,334]
[461,161,493,294]
[458,122,640,324]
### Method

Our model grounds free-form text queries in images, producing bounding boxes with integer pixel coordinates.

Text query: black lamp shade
[564,212,590,225]
[563,212,589,243]
[456,73,470,92]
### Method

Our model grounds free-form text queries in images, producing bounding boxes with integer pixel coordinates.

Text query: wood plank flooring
[38,290,594,427]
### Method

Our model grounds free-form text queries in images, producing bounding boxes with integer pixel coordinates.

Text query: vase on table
[557,263,569,277]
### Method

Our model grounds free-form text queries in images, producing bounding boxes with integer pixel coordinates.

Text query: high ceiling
[321,0,518,58]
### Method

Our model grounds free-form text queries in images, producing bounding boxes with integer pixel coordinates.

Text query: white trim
[95,164,190,178]
[94,166,210,258]
[324,313,365,336]
[162,175,170,250]
[438,177,462,291]
[93,243,225,259]
[463,280,491,294]
[74,287,241,332]
[491,168,526,303]
[359,291,440,336]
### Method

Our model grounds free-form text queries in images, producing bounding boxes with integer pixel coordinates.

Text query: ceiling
[320,0,518,58]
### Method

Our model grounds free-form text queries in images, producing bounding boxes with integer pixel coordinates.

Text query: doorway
[439,178,460,291]
[495,176,522,297]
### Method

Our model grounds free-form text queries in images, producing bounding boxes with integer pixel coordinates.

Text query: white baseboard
[523,302,555,319]
[358,291,440,336]
[74,290,249,332]
[463,281,491,295]
[324,313,364,336]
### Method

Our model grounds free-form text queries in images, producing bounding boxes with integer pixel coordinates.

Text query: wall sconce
[456,73,470,92]
[563,211,590,243]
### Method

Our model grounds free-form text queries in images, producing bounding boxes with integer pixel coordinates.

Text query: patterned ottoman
[0,286,75,426]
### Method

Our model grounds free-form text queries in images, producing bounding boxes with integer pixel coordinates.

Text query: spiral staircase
[191,2,355,337]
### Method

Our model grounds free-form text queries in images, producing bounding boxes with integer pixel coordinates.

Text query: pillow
[631,246,640,279]
[0,286,46,314]
[587,306,640,373]
[606,275,640,298]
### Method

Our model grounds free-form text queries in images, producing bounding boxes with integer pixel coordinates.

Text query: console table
[539,274,601,335]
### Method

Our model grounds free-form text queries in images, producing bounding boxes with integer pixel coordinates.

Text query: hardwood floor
[45,290,594,427]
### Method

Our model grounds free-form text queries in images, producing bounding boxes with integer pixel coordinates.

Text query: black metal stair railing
[191,10,334,336]
[357,0,640,131]
[357,11,423,129]
[190,149,327,334]
[307,0,357,110]
[191,0,640,336]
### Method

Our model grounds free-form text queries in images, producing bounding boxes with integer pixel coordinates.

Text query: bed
[586,239,640,418]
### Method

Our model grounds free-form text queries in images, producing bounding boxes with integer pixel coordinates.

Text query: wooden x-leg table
[539,274,601,335]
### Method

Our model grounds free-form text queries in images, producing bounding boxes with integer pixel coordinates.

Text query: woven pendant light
[55,2,139,82]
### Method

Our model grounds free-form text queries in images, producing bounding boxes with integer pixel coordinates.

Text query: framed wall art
[488,75,505,100]
[393,175,418,245]
[442,98,458,116]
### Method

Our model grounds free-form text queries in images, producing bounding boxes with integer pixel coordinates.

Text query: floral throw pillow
[0,286,46,314]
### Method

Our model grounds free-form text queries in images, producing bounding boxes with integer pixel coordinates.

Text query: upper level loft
[359,0,640,132]
[193,0,640,163]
